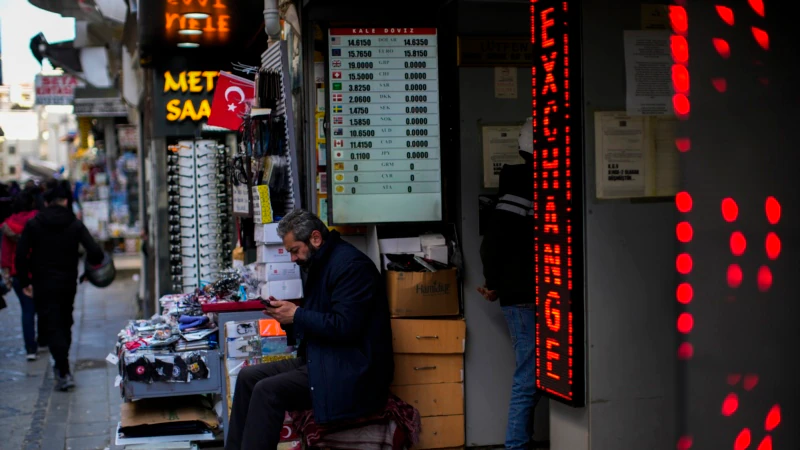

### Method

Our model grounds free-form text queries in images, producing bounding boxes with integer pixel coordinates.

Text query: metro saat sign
[34,75,81,106]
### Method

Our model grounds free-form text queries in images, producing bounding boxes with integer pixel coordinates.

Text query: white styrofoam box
[424,245,449,265]
[257,244,292,263]
[256,262,301,282]
[225,320,258,339]
[378,237,421,254]
[420,233,446,247]
[260,279,303,300]
[255,223,282,244]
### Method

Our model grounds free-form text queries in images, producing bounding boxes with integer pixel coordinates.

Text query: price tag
[252,185,273,224]
[106,353,119,365]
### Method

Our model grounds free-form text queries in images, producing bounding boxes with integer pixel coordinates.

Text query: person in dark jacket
[1,190,43,359]
[478,117,542,450]
[15,183,104,391]
[226,210,394,450]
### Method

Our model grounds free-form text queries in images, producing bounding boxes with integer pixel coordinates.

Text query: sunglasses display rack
[168,140,232,293]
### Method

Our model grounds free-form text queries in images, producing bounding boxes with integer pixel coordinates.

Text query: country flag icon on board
[333,116,343,124]
[333,139,344,148]
[333,83,342,90]
[334,163,344,170]
[335,174,344,181]
[332,94,343,102]
[331,36,341,46]
[333,128,343,136]
[332,105,342,113]
[332,49,341,57]
[334,152,343,160]
[335,185,345,193]
[332,60,342,68]
[332,72,342,79]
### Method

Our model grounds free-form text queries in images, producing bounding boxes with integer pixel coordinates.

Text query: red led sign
[531,0,585,407]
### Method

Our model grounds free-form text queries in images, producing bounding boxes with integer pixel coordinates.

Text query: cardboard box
[379,237,421,254]
[391,319,466,354]
[120,397,219,430]
[261,279,304,300]
[257,244,292,263]
[256,262,301,282]
[419,233,446,247]
[423,245,448,265]
[254,223,281,244]
[386,268,459,317]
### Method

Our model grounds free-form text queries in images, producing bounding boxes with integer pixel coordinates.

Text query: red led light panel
[531,0,585,407]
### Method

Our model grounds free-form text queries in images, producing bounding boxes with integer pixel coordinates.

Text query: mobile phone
[260,298,278,308]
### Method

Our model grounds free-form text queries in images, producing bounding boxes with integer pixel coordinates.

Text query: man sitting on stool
[226,210,394,450]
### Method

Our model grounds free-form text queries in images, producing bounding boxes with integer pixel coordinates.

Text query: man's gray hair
[277,209,330,242]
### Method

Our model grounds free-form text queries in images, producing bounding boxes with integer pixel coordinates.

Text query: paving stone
[67,420,115,438]
[65,434,111,450]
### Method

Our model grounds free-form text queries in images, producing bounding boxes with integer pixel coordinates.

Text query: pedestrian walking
[1,189,43,359]
[15,183,105,391]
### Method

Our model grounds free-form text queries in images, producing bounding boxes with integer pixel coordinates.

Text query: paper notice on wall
[595,112,650,199]
[494,67,518,99]
[482,124,524,188]
[624,31,673,116]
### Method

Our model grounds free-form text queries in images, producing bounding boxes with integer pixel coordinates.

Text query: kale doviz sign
[34,75,81,106]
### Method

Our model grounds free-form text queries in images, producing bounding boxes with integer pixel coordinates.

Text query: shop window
[8,146,16,155]
[9,166,16,174]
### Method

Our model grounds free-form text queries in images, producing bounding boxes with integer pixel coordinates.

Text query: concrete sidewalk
[0,276,139,450]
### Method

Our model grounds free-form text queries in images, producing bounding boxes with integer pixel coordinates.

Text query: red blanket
[289,395,421,450]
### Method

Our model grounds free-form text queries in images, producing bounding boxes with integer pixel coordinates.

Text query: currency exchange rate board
[327,27,443,224]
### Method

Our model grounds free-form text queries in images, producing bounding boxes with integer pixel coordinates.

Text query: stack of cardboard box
[391,319,466,449]
[380,235,465,449]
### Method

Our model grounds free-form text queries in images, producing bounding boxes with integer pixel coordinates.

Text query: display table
[122,350,222,401]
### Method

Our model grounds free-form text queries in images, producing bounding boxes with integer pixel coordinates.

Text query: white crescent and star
[225,86,246,112]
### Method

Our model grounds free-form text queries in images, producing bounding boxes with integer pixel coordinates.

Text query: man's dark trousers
[226,358,312,450]
[35,283,76,376]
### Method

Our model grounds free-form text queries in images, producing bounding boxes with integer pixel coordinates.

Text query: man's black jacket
[480,162,536,306]
[291,231,394,424]
[15,205,104,289]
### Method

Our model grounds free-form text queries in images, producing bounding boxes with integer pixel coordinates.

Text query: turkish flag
[208,71,255,131]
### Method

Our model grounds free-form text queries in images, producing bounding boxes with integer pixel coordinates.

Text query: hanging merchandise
[168,140,233,293]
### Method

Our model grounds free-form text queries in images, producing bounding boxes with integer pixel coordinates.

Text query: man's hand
[23,286,33,297]
[263,297,299,324]
[477,286,498,302]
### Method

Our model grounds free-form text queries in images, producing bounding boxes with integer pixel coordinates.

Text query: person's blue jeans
[12,276,42,354]
[502,303,542,450]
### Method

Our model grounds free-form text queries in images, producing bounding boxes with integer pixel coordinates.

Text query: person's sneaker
[26,353,37,361]
[55,373,75,391]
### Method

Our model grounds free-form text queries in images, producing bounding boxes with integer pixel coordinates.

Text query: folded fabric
[179,315,210,331]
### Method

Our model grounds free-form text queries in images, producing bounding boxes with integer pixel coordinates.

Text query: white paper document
[624,30,674,116]
[595,112,649,199]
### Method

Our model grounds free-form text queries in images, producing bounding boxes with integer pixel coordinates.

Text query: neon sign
[163,71,218,121]
[532,0,585,407]
[164,0,231,44]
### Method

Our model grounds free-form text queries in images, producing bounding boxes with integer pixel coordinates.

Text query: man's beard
[296,243,318,270]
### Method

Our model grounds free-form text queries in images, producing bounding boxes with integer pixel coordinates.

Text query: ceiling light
[179,29,203,35]
[183,13,209,20]
[177,42,200,48]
